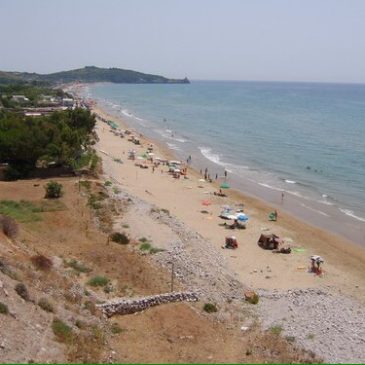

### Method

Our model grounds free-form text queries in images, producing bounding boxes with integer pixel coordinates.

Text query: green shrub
[38,297,54,312]
[52,318,73,343]
[110,322,125,334]
[44,181,63,199]
[270,325,283,335]
[122,224,129,228]
[110,232,129,245]
[203,303,218,313]
[139,237,148,243]
[104,181,112,187]
[87,276,109,287]
[65,259,92,273]
[140,242,152,251]
[0,302,9,315]
[245,292,259,305]
[149,247,165,254]
[79,180,91,191]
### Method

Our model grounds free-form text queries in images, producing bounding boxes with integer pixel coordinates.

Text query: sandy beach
[90,103,365,362]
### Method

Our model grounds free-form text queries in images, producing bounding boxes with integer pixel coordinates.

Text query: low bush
[15,283,30,301]
[270,325,283,335]
[203,303,218,313]
[0,214,18,238]
[110,232,129,245]
[52,318,73,343]
[110,322,125,334]
[31,254,53,271]
[87,275,109,287]
[140,242,152,251]
[0,302,9,315]
[104,181,112,187]
[65,259,92,273]
[38,297,54,312]
[44,181,63,199]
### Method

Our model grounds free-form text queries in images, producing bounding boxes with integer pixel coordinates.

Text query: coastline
[81,81,365,247]
[87,100,365,362]
[90,102,365,299]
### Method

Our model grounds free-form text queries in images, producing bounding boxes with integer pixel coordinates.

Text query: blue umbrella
[236,213,248,222]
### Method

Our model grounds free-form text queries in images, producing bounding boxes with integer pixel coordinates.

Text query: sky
[1,0,365,83]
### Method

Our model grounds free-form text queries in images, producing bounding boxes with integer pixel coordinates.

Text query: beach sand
[93,105,365,302]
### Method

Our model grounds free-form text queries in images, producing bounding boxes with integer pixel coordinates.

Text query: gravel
[257,287,365,363]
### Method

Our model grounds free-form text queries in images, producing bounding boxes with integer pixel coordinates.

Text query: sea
[80,81,365,246]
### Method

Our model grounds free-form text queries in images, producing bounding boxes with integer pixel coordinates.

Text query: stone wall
[97,291,198,317]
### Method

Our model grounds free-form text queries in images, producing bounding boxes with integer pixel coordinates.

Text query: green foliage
[0,199,66,222]
[87,192,107,210]
[149,247,165,254]
[79,180,91,191]
[0,83,67,106]
[139,237,148,243]
[0,108,96,178]
[52,318,73,343]
[104,180,112,187]
[87,276,109,287]
[0,66,189,84]
[270,325,283,335]
[65,259,92,273]
[44,181,63,199]
[203,303,218,313]
[110,232,129,245]
[110,322,125,334]
[0,302,9,315]
[38,297,54,313]
[139,242,152,251]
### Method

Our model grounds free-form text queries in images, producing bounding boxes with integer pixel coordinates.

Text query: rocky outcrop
[97,291,198,317]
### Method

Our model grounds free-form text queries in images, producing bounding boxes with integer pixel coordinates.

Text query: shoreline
[90,102,365,300]
[86,100,365,362]
[87,88,365,247]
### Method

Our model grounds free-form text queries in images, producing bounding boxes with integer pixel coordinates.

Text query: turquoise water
[82,81,365,243]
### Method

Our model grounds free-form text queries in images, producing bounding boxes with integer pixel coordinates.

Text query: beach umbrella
[220,182,230,189]
[202,200,212,206]
[236,213,249,222]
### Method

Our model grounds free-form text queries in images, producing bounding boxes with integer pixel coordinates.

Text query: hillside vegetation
[0,66,189,85]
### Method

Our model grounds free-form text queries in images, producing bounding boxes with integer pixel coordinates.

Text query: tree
[44,181,63,199]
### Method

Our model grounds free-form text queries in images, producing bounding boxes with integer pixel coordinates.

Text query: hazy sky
[1,0,365,82]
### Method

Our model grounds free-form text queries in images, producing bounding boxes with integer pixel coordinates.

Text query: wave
[285,179,296,184]
[121,109,144,121]
[257,182,283,192]
[300,203,329,216]
[339,208,365,222]
[199,147,222,165]
[166,142,180,151]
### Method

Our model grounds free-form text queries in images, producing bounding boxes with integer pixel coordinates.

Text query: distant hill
[0,66,190,85]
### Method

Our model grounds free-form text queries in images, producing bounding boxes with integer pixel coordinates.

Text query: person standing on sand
[215,173,218,180]
[281,192,285,204]
[224,169,228,179]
